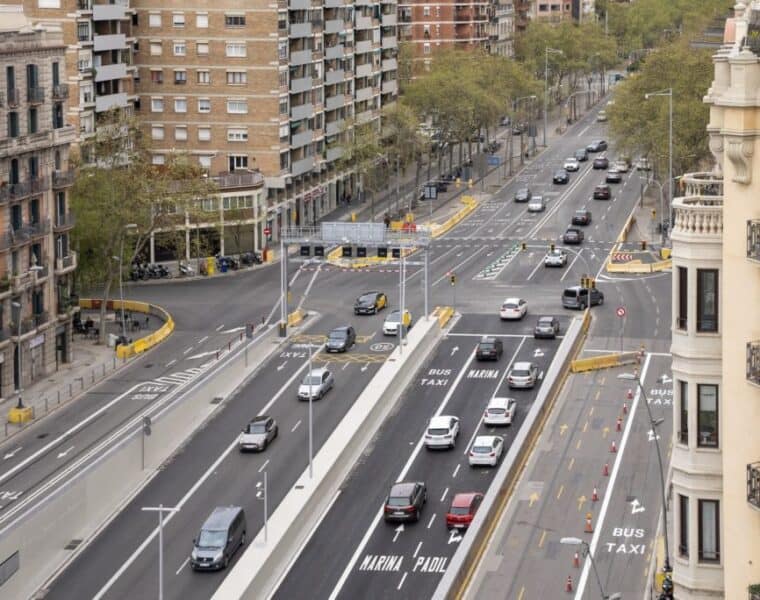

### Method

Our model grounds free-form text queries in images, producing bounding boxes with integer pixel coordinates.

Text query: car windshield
[245,422,267,434]
[479,343,494,351]
[517,189,528,196]
[472,445,492,453]
[487,407,505,414]
[575,211,586,216]
[387,496,410,506]
[358,294,376,303]
[566,231,577,236]
[449,506,470,515]
[329,331,346,340]
[539,318,553,325]
[503,302,518,309]
[428,427,450,435]
[549,251,562,257]
[511,369,530,377]
[303,375,323,385]
[197,529,226,549]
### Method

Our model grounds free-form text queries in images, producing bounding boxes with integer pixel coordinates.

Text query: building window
[280,152,289,170]
[676,266,687,330]
[229,155,248,170]
[198,155,212,169]
[197,70,210,85]
[77,22,90,42]
[174,98,187,113]
[7,112,19,138]
[173,41,186,56]
[279,70,288,88]
[227,128,248,142]
[678,494,689,557]
[198,127,211,141]
[172,13,185,27]
[227,99,248,114]
[423,5,430,16]
[152,154,165,165]
[198,98,211,113]
[197,41,209,55]
[149,13,161,27]
[223,195,253,210]
[150,70,163,84]
[150,42,162,56]
[226,42,246,57]
[151,125,164,140]
[227,71,247,85]
[28,107,38,134]
[696,269,718,332]
[279,99,288,115]
[174,70,187,85]
[196,13,208,28]
[423,43,431,54]
[678,380,688,445]
[151,97,164,112]
[225,14,246,27]
[697,384,718,448]
[698,499,720,563]
[175,126,187,141]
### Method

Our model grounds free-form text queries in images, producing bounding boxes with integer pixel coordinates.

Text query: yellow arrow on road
[602,426,610,439]
[528,492,539,507]
[577,495,587,511]
[559,424,569,436]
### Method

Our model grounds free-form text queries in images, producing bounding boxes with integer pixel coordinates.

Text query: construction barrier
[606,259,672,274]
[434,306,455,328]
[570,351,640,373]
[660,248,671,260]
[7,405,34,424]
[287,309,306,328]
[79,298,175,360]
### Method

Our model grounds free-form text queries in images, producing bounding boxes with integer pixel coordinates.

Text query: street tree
[380,103,427,216]
[337,119,387,220]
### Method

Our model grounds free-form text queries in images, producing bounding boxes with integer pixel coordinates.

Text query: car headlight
[191,549,198,560]
[213,551,223,563]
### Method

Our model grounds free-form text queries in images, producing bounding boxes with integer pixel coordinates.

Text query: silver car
[297,368,334,400]
[507,361,539,389]
[527,195,545,212]
[238,415,278,452]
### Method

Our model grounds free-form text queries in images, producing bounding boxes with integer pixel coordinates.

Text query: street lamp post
[141,504,179,600]
[11,301,22,405]
[112,248,127,339]
[618,371,672,575]
[645,178,666,245]
[560,537,621,600]
[544,47,563,147]
[644,88,673,245]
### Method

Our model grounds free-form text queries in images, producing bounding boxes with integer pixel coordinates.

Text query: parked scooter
[178,262,195,277]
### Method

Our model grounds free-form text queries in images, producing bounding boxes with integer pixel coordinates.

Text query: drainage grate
[64,539,82,551]
[210,397,223,405]
[37,433,49,440]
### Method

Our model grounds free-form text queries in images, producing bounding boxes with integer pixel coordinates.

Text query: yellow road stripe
[576,439,582,450]
[556,484,564,500]
[538,530,547,548]
[518,586,525,600]
[582,421,589,433]
[568,457,575,471]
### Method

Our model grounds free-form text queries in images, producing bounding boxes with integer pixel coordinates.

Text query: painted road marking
[440,487,449,502]
[397,572,407,590]
[2,448,22,461]
[291,420,302,433]
[216,324,225,331]
[358,555,403,572]
[175,557,189,575]
[56,446,75,459]
[427,513,436,529]
[452,464,460,478]
[630,498,646,514]
[258,460,269,473]
[413,542,423,558]
[198,336,209,344]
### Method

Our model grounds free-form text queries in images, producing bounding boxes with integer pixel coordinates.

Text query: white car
[483,397,517,426]
[597,110,608,122]
[613,159,630,173]
[424,415,460,449]
[544,249,567,267]
[297,368,334,400]
[635,157,652,171]
[563,157,580,172]
[383,309,412,336]
[468,435,504,467]
[527,195,545,212]
[500,297,527,320]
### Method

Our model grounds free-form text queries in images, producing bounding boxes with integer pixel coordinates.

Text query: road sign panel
[264,227,271,236]
[616,306,626,318]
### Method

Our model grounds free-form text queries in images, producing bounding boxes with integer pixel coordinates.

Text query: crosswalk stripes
[153,366,205,386]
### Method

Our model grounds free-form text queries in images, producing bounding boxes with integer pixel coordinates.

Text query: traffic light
[450,273,456,286]
[590,278,596,289]
[342,246,352,258]
[581,276,589,288]
[641,240,647,250]
[550,243,555,252]
[377,246,388,258]
[392,247,401,259]
[521,242,527,251]
[300,245,311,257]
[314,245,324,257]
[142,415,152,437]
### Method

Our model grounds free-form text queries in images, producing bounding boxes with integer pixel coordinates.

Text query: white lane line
[297,263,322,311]
[432,246,487,286]
[327,349,478,600]
[215,324,225,332]
[575,353,652,599]
[413,541,423,558]
[198,336,209,344]
[427,513,436,529]
[183,347,193,355]
[525,255,545,281]
[577,123,591,137]
[397,572,408,591]
[452,464,461,478]
[526,164,594,239]
[258,459,270,473]
[166,359,177,368]
[440,487,449,502]
[291,420,302,433]
[175,557,189,575]
[561,249,584,282]
[93,354,314,600]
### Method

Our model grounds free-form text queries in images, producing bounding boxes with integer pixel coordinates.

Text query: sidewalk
[1,309,161,440]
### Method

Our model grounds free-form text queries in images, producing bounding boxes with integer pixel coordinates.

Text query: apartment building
[0,11,78,401]
[133,0,399,256]
[669,4,760,598]
[531,0,594,24]
[487,1,514,58]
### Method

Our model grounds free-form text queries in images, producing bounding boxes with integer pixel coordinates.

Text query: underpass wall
[0,324,291,599]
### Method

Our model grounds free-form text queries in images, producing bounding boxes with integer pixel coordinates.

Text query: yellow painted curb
[7,406,34,424]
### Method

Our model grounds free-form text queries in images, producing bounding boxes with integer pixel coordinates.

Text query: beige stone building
[0,9,77,401]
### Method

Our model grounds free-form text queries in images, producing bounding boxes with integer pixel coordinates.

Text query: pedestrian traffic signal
[357,247,367,258]
[392,247,401,259]
[377,246,388,258]
[342,246,352,258]
[300,245,311,257]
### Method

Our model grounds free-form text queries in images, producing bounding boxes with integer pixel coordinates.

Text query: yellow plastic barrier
[7,405,34,424]
[660,248,671,260]
[436,306,454,328]
[287,309,305,327]
[570,351,639,373]
[429,195,478,239]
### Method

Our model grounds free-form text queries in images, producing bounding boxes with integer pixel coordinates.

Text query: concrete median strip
[212,315,447,600]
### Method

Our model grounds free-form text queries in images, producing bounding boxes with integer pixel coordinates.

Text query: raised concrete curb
[432,314,588,600]
[212,315,446,600]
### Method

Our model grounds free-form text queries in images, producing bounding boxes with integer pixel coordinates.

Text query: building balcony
[356,15,375,29]
[382,13,397,26]
[6,88,20,108]
[93,3,126,20]
[381,36,397,49]
[356,108,378,124]
[54,212,76,231]
[381,79,398,94]
[325,0,346,6]
[291,129,313,148]
[95,92,128,112]
[325,68,345,85]
[28,87,44,104]
[290,76,313,94]
[749,463,760,510]
[291,49,314,65]
[290,0,312,9]
[382,57,397,71]
[325,94,348,111]
[325,119,343,136]
[93,33,126,52]
[55,251,78,275]
[0,177,49,203]
[355,62,373,78]
[355,40,374,53]
[671,196,722,241]
[95,63,127,83]
[52,170,76,188]
[682,171,723,197]
[291,155,315,177]
[749,341,760,386]
[325,19,347,34]
[355,86,373,102]
[13,219,51,243]
[52,84,69,100]
[290,22,312,37]
[290,102,313,121]
[325,146,343,162]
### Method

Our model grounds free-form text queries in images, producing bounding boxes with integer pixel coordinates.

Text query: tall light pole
[560,537,621,600]
[544,47,563,147]
[12,300,22,405]
[510,95,536,171]
[645,88,673,244]
[619,371,672,574]
[112,248,126,338]
[142,504,179,600]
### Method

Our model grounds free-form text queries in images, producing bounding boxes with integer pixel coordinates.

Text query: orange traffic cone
[585,513,593,533]
[592,487,599,502]
[566,575,573,592]
[623,402,628,414]
[602,462,610,476]
[616,416,622,432]
[573,551,580,568]
[610,440,617,453]
[627,388,633,400]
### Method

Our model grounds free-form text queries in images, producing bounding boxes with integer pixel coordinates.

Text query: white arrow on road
[277,361,288,371]
[660,375,673,384]
[451,346,459,357]
[57,446,75,459]
[538,371,544,381]
[187,349,220,361]
[361,363,369,372]
[647,429,661,442]
[630,498,646,514]
[448,529,463,544]
[3,447,22,460]
[534,348,544,358]
[393,524,404,542]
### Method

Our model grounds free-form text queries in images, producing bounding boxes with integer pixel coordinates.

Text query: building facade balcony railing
[747,341,760,387]
[52,170,76,188]
[747,219,760,263]
[55,251,78,275]
[54,212,76,231]
[682,171,723,197]
[6,88,20,108]
[52,84,69,100]
[28,87,44,104]
[748,462,760,510]
[212,171,264,190]
[2,177,49,203]
[671,195,723,239]
[15,219,51,241]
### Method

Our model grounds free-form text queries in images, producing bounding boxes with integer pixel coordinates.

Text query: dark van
[562,286,604,310]
[190,506,247,571]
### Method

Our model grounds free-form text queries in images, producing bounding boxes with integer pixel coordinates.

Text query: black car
[476,336,503,361]
[592,157,609,170]
[553,169,569,184]
[572,209,592,226]
[326,326,356,352]
[534,316,560,339]
[384,481,427,522]
[586,140,608,152]
[606,169,623,183]
[574,148,589,162]
[593,184,611,200]
[563,227,584,245]
[514,187,532,202]
[354,291,388,315]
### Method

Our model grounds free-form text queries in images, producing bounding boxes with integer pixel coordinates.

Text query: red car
[446,492,484,529]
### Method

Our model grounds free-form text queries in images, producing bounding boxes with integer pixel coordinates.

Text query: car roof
[390,482,419,496]
[203,506,243,529]
[488,397,514,407]
[307,367,329,376]
[512,361,534,369]
[503,297,522,303]
[473,435,501,445]
[429,415,456,428]
[451,492,480,507]
[575,208,590,213]
[538,315,556,322]
[330,326,351,333]
[249,415,271,424]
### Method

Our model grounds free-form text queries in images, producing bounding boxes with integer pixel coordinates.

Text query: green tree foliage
[605,39,714,179]
[337,119,386,219]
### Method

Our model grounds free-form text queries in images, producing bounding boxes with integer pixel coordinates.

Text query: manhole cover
[37,433,49,440]
[64,539,82,550]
